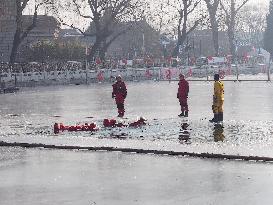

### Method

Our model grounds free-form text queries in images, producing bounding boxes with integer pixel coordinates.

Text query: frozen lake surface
[1,80,273,204]
[0,81,273,157]
[1,147,273,205]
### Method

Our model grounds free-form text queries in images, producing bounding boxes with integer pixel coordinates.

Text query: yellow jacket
[214,81,224,101]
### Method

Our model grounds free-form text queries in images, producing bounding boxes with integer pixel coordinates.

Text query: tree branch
[58,18,96,37]
[235,0,250,14]
[186,19,200,35]
[219,0,229,16]
[187,0,200,15]
[20,3,41,41]
[21,0,30,11]
[105,25,132,49]
[72,0,93,19]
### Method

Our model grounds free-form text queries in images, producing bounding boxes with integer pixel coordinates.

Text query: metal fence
[0,64,272,88]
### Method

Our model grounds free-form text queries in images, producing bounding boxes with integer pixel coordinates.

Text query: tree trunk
[99,40,107,61]
[88,40,101,62]
[9,31,21,65]
[205,0,220,56]
[172,33,187,58]
[172,44,180,58]
[99,51,106,62]
[229,0,236,62]
[172,0,200,58]
[228,27,236,62]
[211,19,219,56]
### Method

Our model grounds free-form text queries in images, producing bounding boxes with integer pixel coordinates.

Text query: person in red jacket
[112,75,127,117]
[177,74,189,117]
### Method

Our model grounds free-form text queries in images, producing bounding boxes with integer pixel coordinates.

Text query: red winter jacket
[177,79,189,99]
[112,81,127,103]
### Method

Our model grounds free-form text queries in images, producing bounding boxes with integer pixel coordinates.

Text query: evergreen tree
[264,0,273,58]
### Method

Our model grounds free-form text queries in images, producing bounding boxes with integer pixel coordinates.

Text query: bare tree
[220,0,250,60]
[264,0,273,61]
[143,0,178,58]
[145,0,176,35]
[58,0,144,61]
[9,0,54,64]
[172,0,204,58]
[204,0,220,56]
[236,4,267,48]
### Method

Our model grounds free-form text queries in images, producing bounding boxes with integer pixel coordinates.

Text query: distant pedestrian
[177,74,189,117]
[112,75,127,117]
[210,74,224,123]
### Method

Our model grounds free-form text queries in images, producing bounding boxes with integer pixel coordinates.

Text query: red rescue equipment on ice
[129,117,147,127]
[53,122,99,134]
[103,117,147,128]
[103,119,126,128]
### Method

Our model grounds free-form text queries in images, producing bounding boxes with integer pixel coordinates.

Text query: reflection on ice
[178,122,190,144]
[213,124,225,142]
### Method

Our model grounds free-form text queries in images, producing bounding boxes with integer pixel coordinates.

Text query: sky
[25,0,270,14]
[249,0,269,6]
[24,0,270,31]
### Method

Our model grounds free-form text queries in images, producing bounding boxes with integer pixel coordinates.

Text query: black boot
[218,112,223,122]
[209,113,218,123]
[178,111,184,117]
[117,110,123,117]
[184,111,188,117]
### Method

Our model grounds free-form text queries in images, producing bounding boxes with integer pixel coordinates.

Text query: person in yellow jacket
[210,74,224,123]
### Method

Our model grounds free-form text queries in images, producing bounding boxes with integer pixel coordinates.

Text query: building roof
[59,28,84,37]
[22,15,60,37]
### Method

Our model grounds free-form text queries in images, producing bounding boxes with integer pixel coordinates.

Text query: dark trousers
[179,99,188,112]
[116,103,125,115]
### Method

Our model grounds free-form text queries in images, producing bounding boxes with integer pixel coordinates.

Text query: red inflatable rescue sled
[54,122,99,134]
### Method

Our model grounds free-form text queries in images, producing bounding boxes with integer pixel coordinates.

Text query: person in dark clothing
[112,75,127,117]
[177,74,189,117]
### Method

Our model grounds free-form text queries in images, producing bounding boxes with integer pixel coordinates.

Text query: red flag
[145,70,152,79]
[165,69,171,80]
[207,56,213,61]
[122,59,128,65]
[186,68,192,77]
[96,58,101,65]
[97,71,104,81]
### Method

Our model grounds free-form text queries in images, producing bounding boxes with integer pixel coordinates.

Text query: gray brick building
[0,0,16,63]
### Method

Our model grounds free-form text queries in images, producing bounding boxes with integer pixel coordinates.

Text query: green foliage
[264,0,273,57]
